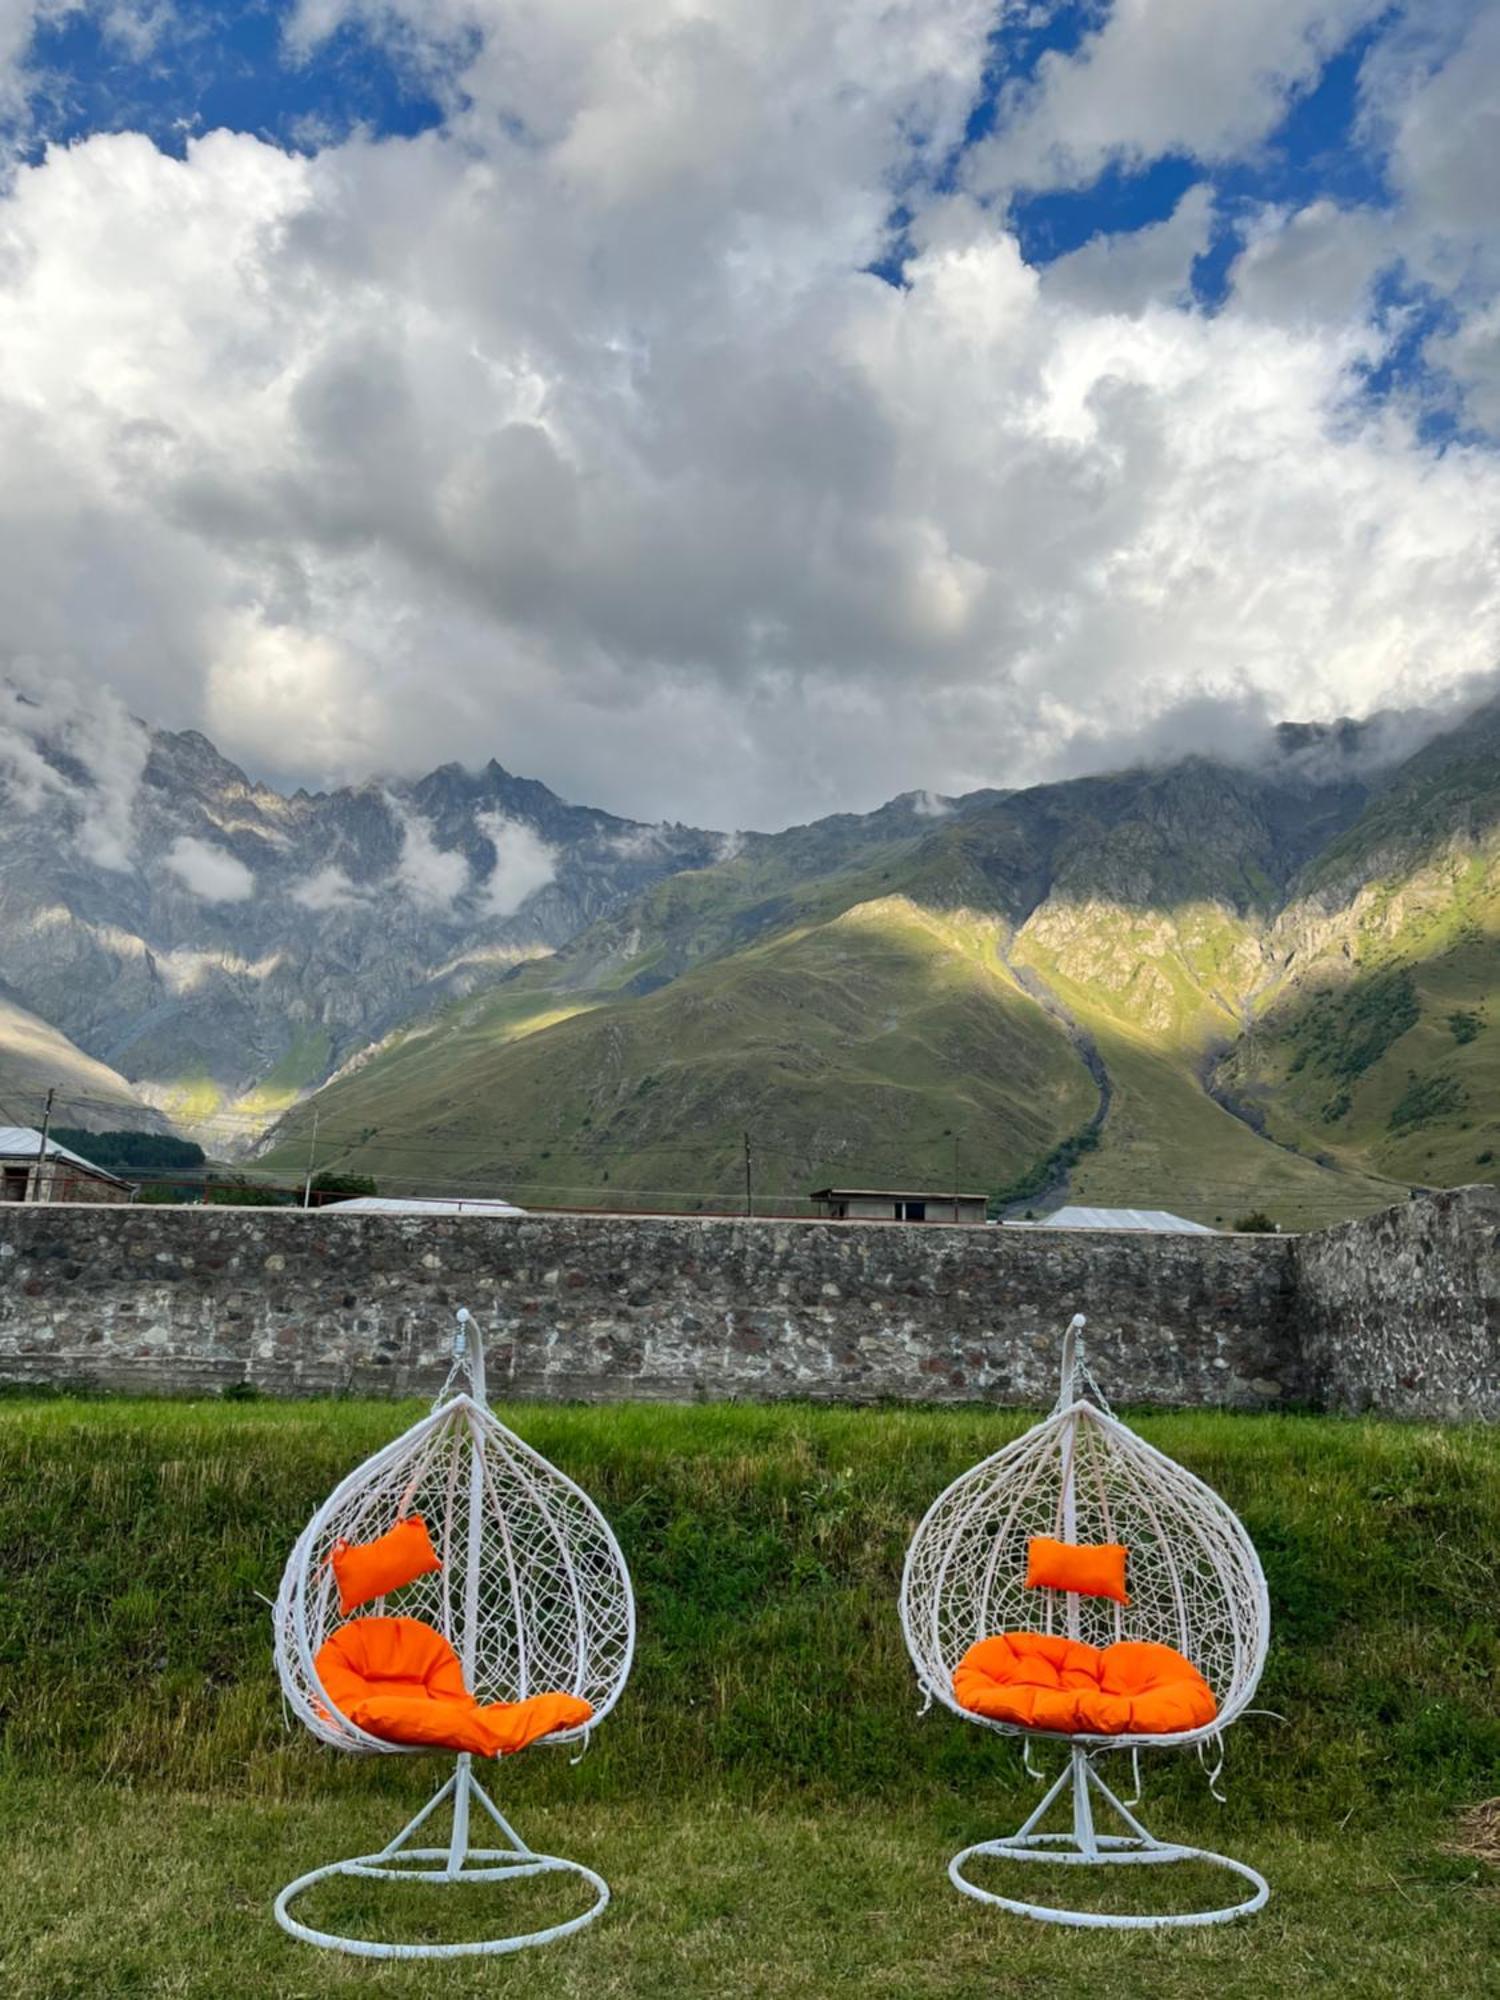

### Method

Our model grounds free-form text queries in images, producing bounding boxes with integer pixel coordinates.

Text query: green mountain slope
[1214,703,1500,1188]
[262,703,1500,1227]
[263,899,1097,1208]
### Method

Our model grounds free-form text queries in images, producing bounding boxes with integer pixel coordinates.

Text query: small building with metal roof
[0,1126,136,1204]
[810,1186,989,1224]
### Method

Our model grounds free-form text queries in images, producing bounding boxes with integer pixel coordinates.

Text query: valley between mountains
[6,686,1500,1228]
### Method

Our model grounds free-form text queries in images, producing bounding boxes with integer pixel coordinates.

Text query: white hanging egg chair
[900,1315,1271,1928]
[272,1309,635,1960]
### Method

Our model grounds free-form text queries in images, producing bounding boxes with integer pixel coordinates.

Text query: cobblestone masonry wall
[0,1205,1300,1408]
[1,1192,1495,1416]
[1293,1184,1500,1421]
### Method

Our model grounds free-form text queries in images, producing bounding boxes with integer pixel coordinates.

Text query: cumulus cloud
[967,1,1386,196]
[476,809,557,916]
[0,4,1495,830]
[162,833,256,901]
[1043,184,1216,317]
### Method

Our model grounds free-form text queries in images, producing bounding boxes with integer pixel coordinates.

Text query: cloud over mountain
[0,3,1496,828]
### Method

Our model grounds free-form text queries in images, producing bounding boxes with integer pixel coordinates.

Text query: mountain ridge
[5,680,1497,1226]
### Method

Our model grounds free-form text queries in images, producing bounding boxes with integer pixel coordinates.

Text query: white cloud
[162,833,256,901]
[1227,199,1387,327]
[0,662,148,867]
[607,822,667,860]
[1043,184,1216,317]
[476,808,557,915]
[391,798,470,908]
[912,790,953,818]
[1361,5,1500,425]
[0,5,1495,831]
[290,861,367,910]
[967,1,1386,196]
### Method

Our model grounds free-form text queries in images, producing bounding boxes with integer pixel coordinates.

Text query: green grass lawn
[1,1398,1497,1995]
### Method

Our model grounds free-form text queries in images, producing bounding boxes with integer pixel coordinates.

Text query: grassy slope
[0,1397,1496,1995]
[1223,818,1500,1190]
[0,989,158,1130]
[1013,901,1401,1229]
[262,899,1098,1209]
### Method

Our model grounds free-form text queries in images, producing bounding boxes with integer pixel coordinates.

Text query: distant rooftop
[0,1125,133,1188]
[322,1195,527,1217]
[809,1187,989,1203]
[1011,1205,1216,1235]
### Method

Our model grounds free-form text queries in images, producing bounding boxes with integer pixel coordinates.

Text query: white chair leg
[948,1748,1269,1930]
[274,1761,611,1961]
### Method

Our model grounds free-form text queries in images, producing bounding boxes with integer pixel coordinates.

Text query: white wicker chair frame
[900,1315,1271,1928]
[272,1309,635,1959]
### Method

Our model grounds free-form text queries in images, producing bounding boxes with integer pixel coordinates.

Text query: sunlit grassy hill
[1216,709,1500,1190]
[261,899,1097,1209]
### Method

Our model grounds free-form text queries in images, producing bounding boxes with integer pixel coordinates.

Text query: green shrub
[309,1170,378,1200]
[1388,1072,1466,1134]
[1288,967,1420,1083]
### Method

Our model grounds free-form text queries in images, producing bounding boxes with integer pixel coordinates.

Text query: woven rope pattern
[900,1393,1269,1752]
[274,1396,634,1754]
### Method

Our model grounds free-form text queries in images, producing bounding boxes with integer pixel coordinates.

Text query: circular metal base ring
[950,1832,1269,1930]
[274,1847,610,1959]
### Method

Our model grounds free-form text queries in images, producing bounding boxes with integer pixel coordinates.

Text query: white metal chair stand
[272,1309,635,1960]
[901,1314,1271,1930]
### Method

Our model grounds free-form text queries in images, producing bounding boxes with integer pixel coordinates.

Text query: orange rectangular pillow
[331,1515,442,1615]
[1026,1535,1129,1605]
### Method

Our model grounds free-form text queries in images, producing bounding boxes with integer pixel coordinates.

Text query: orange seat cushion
[316,1616,593,1757]
[953,1631,1217,1736]
[331,1515,442,1615]
[1025,1536,1130,1605]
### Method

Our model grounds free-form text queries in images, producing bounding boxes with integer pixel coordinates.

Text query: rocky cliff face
[0,692,719,1138]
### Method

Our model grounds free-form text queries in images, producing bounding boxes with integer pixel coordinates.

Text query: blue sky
[12,3,1456,415]
[0,2,1495,827]
[8,4,1403,252]
[20,2,450,155]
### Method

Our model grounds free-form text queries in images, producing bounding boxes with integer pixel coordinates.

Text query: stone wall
[1293,1183,1500,1422]
[2,1191,1496,1418]
[0,1204,1297,1409]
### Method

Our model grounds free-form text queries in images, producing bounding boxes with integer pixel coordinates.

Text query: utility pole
[743,1130,753,1218]
[952,1132,960,1223]
[302,1109,320,1210]
[31,1087,55,1204]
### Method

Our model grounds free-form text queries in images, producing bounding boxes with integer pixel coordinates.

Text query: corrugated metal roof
[322,1195,527,1217]
[0,1125,132,1185]
[1012,1205,1217,1235]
